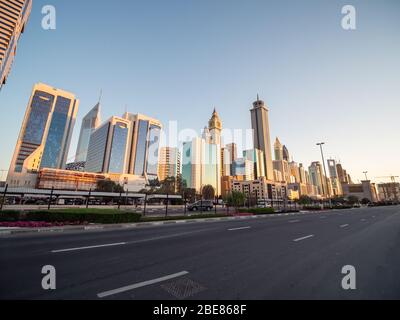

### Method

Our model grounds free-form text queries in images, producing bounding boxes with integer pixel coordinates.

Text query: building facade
[158,147,181,182]
[85,116,131,174]
[243,149,265,179]
[250,96,274,180]
[7,83,79,188]
[0,0,32,89]
[75,102,101,162]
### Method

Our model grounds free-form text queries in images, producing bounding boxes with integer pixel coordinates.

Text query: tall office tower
[250,95,274,180]
[158,147,181,181]
[282,145,290,162]
[226,143,238,163]
[85,116,131,174]
[232,158,255,181]
[273,160,290,183]
[122,113,162,181]
[75,103,101,162]
[274,138,283,161]
[0,0,32,90]
[202,126,211,144]
[208,108,222,145]
[7,83,79,187]
[221,147,231,177]
[182,137,221,195]
[309,162,326,196]
[327,159,343,196]
[289,161,301,183]
[299,163,307,184]
[243,149,265,179]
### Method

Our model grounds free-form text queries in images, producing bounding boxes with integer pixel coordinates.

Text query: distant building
[0,0,32,90]
[377,183,399,202]
[327,159,343,196]
[342,181,379,203]
[221,147,231,177]
[274,138,283,161]
[158,147,181,181]
[243,149,265,179]
[182,137,221,195]
[282,145,290,162]
[232,158,255,181]
[75,103,101,162]
[273,160,290,183]
[230,177,287,201]
[7,83,79,188]
[250,96,274,180]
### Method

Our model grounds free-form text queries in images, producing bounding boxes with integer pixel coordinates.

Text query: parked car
[187,200,214,212]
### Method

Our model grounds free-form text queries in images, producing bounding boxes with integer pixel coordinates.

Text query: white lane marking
[289,220,300,223]
[293,235,314,242]
[228,226,251,231]
[52,242,126,253]
[340,224,349,228]
[361,219,367,222]
[97,271,189,298]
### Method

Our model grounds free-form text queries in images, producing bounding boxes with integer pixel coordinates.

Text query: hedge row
[238,208,275,215]
[0,209,142,224]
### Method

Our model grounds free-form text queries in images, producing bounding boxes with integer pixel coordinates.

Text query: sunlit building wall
[0,0,32,89]
[7,83,79,188]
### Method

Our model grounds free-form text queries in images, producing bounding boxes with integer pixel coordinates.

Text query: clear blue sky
[0,0,399,182]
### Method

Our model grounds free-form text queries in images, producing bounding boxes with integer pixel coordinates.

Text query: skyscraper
[158,147,181,181]
[243,148,265,179]
[0,0,32,90]
[85,116,131,174]
[7,83,79,187]
[282,145,290,162]
[122,113,162,181]
[75,103,101,162]
[250,96,274,180]
[274,138,283,161]
[208,108,222,145]
[182,137,220,195]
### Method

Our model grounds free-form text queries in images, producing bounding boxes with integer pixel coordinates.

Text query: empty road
[1,206,400,300]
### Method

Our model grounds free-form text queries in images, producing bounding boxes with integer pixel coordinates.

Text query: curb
[0,210,328,236]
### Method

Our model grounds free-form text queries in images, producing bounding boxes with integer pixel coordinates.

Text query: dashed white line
[340,224,349,228]
[289,220,301,223]
[228,226,251,231]
[293,235,314,242]
[97,271,189,298]
[52,242,126,253]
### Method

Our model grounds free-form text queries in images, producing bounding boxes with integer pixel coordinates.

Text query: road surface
[1,206,400,300]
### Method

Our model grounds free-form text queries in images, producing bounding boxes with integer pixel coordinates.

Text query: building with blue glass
[7,83,79,188]
[85,116,131,175]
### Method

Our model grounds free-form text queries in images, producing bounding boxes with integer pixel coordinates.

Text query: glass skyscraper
[122,113,162,181]
[85,117,131,174]
[7,83,79,188]
[0,0,32,90]
[75,103,101,162]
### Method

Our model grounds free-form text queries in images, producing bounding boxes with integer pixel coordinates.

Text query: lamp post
[363,171,369,181]
[316,142,332,208]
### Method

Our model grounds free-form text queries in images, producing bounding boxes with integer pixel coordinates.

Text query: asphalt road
[1,206,400,300]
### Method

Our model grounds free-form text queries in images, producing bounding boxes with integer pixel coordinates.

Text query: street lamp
[363,171,369,181]
[316,142,332,208]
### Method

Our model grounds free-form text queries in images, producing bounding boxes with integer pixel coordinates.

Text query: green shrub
[23,209,141,224]
[238,208,275,215]
[0,210,22,222]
